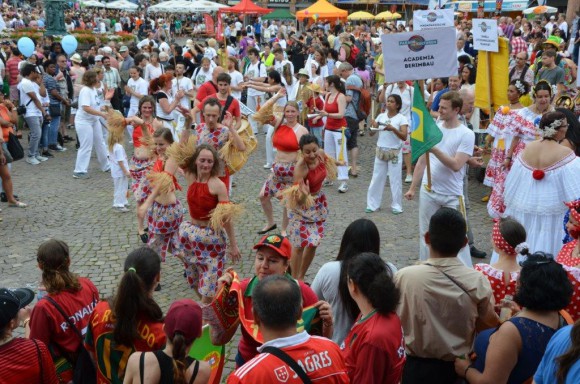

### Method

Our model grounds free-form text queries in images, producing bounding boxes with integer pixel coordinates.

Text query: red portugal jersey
[84,301,166,384]
[341,311,406,384]
[228,332,350,384]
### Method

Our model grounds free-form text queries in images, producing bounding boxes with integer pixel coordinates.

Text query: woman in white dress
[504,111,580,256]
[144,53,164,82]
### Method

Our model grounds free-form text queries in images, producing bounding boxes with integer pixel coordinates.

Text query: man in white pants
[172,62,194,137]
[243,48,267,135]
[404,91,474,267]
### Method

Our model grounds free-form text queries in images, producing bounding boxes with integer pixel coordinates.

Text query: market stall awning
[444,0,528,13]
[296,0,348,21]
[105,0,139,10]
[219,0,272,15]
[262,8,295,20]
[336,0,428,4]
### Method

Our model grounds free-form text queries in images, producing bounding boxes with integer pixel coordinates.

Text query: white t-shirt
[245,61,267,97]
[75,86,100,125]
[127,77,149,110]
[144,63,164,82]
[172,76,194,109]
[204,47,217,61]
[375,112,408,149]
[109,143,128,178]
[18,78,42,117]
[137,38,158,49]
[159,41,170,54]
[274,59,294,77]
[192,67,213,87]
[114,22,123,33]
[228,70,244,99]
[384,84,414,123]
[422,122,474,196]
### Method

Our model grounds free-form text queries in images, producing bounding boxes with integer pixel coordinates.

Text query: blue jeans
[49,114,61,146]
[40,118,50,150]
[25,115,43,158]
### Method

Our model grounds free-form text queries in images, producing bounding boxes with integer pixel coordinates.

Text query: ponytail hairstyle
[532,79,553,99]
[172,332,189,384]
[498,217,530,256]
[37,239,81,294]
[556,321,580,384]
[282,63,293,87]
[153,127,174,145]
[111,247,163,346]
[336,219,381,321]
[149,73,173,94]
[325,74,345,95]
[347,252,400,315]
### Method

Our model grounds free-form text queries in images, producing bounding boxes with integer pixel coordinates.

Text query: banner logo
[427,12,438,22]
[479,22,489,32]
[399,35,437,52]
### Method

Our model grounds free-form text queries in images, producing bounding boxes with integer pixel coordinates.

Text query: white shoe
[35,155,49,162]
[26,156,40,165]
[55,145,67,152]
[405,174,413,183]
[114,206,130,213]
[338,182,348,193]
[263,163,272,169]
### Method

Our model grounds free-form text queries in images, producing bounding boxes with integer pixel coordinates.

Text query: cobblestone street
[0,127,493,380]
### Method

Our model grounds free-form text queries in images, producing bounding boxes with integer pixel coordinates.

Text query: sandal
[139,233,149,243]
[257,223,277,235]
[8,201,27,208]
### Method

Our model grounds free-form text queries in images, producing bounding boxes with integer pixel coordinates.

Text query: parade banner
[413,9,455,30]
[472,19,499,52]
[203,14,215,37]
[475,37,509,111]
[381,27,457,83]
[411,82,442,163]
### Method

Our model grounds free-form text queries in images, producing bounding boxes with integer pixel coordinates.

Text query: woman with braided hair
[123,299,210,384]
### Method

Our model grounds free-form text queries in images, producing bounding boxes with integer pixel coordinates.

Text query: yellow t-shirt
[375,53,384,85]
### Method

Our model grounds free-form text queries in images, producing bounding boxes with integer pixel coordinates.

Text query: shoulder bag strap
[32,338,43,381]
[44,296,83,339]
[424,263,475,304]
[139,352,145,384]
[261,346,312,384]
[188,359,200,384]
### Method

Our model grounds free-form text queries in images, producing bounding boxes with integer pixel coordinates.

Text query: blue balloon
[61,35,78,55]
[17,37,34,58]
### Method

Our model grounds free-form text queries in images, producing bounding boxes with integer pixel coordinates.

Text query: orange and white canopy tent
[296,0,348,21]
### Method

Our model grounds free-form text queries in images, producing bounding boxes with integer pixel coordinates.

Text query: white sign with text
[413,9,455,30]
[472,19,499,52]
[382,27,458,82]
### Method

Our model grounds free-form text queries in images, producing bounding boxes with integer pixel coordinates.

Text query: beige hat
[297,68,309,78]
[119,45,128,53]
[70,53,82,63]
[102,46,112,54]
[307,83,322,93]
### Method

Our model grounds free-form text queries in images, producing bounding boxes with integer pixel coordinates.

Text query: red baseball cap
[164,299,202,344]
[253,234,292,259]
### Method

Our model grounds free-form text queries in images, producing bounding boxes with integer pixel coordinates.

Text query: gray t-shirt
[538,66,565,86]
[345,73,363,120]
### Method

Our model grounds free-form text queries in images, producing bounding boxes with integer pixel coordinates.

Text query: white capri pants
[74,121,109,174]
[112,175,129,207]
[366,149,402,212]
[324,129,349,181]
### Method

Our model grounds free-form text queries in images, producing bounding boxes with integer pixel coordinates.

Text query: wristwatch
[190,123,197,130]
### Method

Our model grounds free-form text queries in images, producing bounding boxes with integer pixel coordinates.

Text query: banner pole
[486,50,493,121]
[425,150,432,191]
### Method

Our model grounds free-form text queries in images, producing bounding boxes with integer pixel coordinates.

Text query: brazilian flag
[410,81,443,163]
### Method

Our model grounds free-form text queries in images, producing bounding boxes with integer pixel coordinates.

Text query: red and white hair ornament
[492,219,517,256]
[565,200,580,225]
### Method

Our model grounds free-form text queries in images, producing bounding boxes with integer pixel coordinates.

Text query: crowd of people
[2,4,580,384]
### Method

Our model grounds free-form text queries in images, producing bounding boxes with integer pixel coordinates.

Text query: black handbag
[6,132,23,161]
[17,98,33,116]
[44,296,97,384]
[49,104,61,117]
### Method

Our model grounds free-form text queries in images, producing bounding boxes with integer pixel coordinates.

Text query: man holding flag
[404,88,475,267]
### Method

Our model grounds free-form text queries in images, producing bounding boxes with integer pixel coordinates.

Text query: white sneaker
[55,145,67,152]
[338,182,348,193]
[114,206,130,213]
[263,163,272,169]
[35,155,49,162]
[405,174,413,183]
[26,156,40,165]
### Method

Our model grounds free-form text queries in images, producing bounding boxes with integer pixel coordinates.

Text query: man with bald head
[509,51,534,86]
[195,66,224,104]
[430,75,461,118]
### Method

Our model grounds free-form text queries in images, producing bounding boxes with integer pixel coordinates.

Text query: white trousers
[367,150,402,211]
[247,95,262,135]
[264,123,274,166]
[113,175,129,207]
[174,113,187,139]
[324,129,349,181]
[74,121,109,174]
[418,187,472,267]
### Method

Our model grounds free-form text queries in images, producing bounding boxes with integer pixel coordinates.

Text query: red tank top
[324,93,346,131]
[272,124,300,152]
[187,182,218,221]
[306,160,327,194]
[153,158,182,191]
[132,123,155,148]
